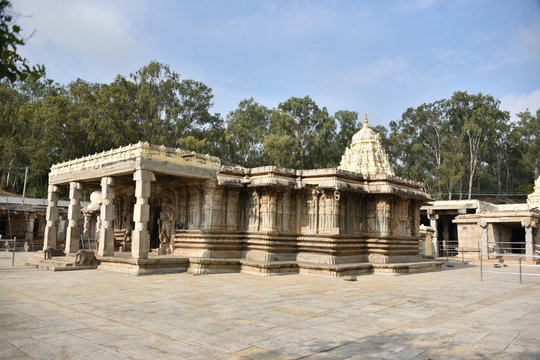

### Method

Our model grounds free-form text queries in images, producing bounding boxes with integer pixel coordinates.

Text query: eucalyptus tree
[268,96,336,169]
[445,91,509,199]
[515,109,540,178]
[333,110,359,164]
[226,98,270,167]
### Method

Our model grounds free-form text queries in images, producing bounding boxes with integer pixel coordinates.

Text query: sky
[12,0,540,127]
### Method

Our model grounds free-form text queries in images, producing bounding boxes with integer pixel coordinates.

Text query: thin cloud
[342,57,414,86]
[500,89,540,119]
[15,0,147,83]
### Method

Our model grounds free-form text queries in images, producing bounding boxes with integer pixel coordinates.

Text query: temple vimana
[34,115,442,276]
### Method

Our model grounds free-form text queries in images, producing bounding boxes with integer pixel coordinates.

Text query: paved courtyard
[1,253,539,360]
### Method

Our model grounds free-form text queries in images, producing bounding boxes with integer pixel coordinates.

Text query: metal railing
[480,241,540,284]
[480,253,540,284]
[485,241,525,258]
[439,239,480,263]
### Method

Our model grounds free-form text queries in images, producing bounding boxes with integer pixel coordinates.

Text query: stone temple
[39,115,441,275]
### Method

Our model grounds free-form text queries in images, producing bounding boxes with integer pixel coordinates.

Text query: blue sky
[13,0,540,126]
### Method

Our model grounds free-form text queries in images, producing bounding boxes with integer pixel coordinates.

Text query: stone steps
[24,254,98,271]
[24,260,98,271]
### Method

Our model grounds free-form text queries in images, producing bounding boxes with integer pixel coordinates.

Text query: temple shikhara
[34,115,442,275]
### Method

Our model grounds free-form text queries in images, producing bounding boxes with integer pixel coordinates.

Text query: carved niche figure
[158,197,176,253]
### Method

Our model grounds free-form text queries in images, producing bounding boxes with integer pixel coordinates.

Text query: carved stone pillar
[65,181,83,253]
[187,184,202,229]
[226,188,239,230]
[525,226,533,261]
[26,215,36,241]
[411,200,420,236]
[98,177,115,257]
[248,190,260,232]
[132,170,155,259]
[282,190,291,232]
[309,189,320,233]
[267,190,277,232]
[202,180,218,230]
[480,220,488,259]
[522,219,537,261]
[43,184,61,250]
[428,214,439,256]
[82,210,92,238]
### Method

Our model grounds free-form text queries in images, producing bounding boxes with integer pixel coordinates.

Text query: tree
[268,96,336,169]
[515,109,540,178]
[386,92,515,200]
[226,98,270,167]
[0,0,44,82]
[387,102,453,196]
[263,110,297,168]
[445,91,509,199]
[333,110,359,164]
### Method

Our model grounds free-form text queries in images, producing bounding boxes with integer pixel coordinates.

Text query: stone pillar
[82,210,92,239]
[522,219,537,261]
[226,188,239,230]
[429,214,439,256]
[43,184,61,250]
[525,226,533,261]
[132,170,155,259]
[26,215,36,241]
[98,177,115,257]
[202,180,217,230]
[282,190,291,232]
[267,190,277,232]
[480,221,488,259]
[65,181,83,254]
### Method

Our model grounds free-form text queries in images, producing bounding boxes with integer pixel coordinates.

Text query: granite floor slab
[1,253,539,359]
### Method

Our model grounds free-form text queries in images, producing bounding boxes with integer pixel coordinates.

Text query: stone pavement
[1,253,539,360]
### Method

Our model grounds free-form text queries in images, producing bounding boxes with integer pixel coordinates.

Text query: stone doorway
[492,222,525,255]
[510,227,525,254]
[149,204,161,250]
[437,214,458,256]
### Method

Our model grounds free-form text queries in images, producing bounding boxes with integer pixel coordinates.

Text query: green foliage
[226,98,270,167]
[0,61,224,197]
[515,184,534,194]
[265,96,336,169]
[0,55,536,202]
[387,91,533,200]
[0,0,44,82]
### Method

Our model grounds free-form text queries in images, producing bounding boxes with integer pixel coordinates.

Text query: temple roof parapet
[49,142,222,183]
[50,142,221,174]
[47,141,429,201]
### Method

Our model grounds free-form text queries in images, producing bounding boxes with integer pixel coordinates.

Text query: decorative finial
[362,113,369,129]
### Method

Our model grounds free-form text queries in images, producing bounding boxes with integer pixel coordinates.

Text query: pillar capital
[521,218,538,228]
[48,184,62,194]
[133,169,155,182]
[70,181,84,191]
[101,176,115,187]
